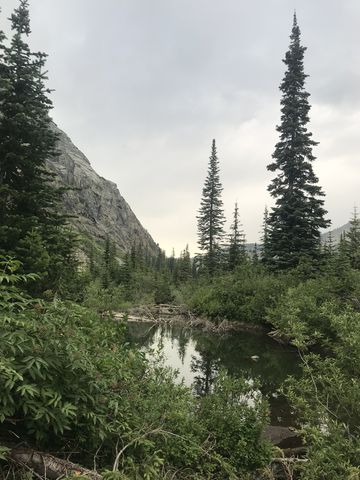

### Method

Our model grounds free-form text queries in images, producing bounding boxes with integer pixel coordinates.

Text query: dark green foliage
[343,207,360,270]
[197,139,226,276]
[102,235,118,289]
[0,1,75,290]
[0,258,271,479]
[155,248,167,272]
[252,243,259,265]
[266,15,329,270]
[174,245,192,283]
[283,304,360,479]
[266,280,338,348]
[154,274,174,304]
[260,206,270,265]
[16,229,50,288]
[228,202,246,270]
[198,372,271,474]
[186,265,287,324]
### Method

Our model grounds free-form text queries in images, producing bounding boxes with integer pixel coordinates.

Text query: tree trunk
[9,447,103,479]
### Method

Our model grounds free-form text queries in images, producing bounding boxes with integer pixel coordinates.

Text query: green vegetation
[0,0,76,293]
[197,139,226,276]
[0,258,271,479]
[265,14,329,270]
[228,202,246,271]
[1,2,360,479]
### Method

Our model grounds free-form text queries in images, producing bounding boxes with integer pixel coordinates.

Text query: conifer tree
[228,202,246,270]
[175,245,192,283]
[119,252,133,297]
[102,235,117,288]
[155,249,167,272]
[266,14,329,270]
[167,248,176,275]
[0,1,75,287]
[322,230,337,273]
[260,206,270,264]
[323,230,335,258]
[344,207,360,270]
[197,139,226,276]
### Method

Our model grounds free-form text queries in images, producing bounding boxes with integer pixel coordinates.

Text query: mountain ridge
[46,122,159,255]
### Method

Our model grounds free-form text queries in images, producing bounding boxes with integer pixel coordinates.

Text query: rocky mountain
[46,123,159,255]
[321,223,350,244]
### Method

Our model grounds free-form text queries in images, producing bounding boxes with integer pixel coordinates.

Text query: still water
[126,322,301,426]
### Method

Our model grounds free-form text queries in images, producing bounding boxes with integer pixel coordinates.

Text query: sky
[2,0,360,255]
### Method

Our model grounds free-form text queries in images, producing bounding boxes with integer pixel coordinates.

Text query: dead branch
[9,447,103,480]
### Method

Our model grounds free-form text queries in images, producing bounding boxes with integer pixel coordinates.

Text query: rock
[262,425,302,449]
[46,122,159,255]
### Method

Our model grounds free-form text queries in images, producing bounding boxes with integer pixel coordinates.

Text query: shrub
[187,266,288,324]
[0,258,271,478]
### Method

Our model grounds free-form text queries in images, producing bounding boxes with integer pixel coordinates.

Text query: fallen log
[9,447,102,479]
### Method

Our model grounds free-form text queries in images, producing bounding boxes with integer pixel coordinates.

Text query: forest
[1,1,360,479]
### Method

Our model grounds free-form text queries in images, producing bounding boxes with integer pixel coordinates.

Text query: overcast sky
[2,1,360,255]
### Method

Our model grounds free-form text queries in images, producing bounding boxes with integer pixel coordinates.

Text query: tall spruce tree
[228,202,246,270]
[197,139,226,276]
[0,1,74,288]
[266,14,329,269]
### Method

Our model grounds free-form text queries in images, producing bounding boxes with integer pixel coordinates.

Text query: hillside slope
[46,123,159,255]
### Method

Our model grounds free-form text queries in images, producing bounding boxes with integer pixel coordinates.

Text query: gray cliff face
[46,123,159,255]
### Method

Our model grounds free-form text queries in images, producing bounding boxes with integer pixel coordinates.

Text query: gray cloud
[2,0,360,254]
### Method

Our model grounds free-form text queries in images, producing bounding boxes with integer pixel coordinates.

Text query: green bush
[186,266,288,324]
[266,275,349,347]
[0,258,271,478]
[284,305,360,478]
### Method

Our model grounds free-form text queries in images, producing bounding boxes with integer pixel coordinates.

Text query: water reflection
[126,322,301,425]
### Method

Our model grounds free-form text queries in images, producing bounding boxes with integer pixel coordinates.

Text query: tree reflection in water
[126,321,301,425]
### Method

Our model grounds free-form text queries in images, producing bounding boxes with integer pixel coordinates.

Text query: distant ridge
[321,223,350,244]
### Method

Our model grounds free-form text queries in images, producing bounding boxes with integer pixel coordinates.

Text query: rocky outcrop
[46,123,159,255]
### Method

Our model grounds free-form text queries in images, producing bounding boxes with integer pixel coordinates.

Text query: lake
[126,321,301,426]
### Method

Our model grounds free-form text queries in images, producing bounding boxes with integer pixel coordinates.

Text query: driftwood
[9,447,102,479]
[7,445,309,480]
[115,303,267,334]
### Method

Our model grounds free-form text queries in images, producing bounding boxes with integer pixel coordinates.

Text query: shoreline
[113,304,269,335]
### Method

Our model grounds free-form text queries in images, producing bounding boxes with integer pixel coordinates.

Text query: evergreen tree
[175,245,192,283]
[0,9,7,97]
[323,230,335,257]
[197,139,226,276]
[167,248,176,276]
[130,243,137,269]
[266,14,329,270]
[252,243,259,265]
[16,228,50,293]
[155,249,167,272]
[102,235,117,288]
[228,202,246,270]
[119,252,133,296]
[0,1,74,287]
[344,207,360,270]
[260,206,270,264]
